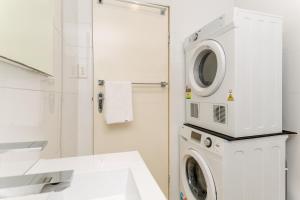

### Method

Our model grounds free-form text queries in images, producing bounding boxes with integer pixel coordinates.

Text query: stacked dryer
[180,8,288,200]
[184,7,282,138]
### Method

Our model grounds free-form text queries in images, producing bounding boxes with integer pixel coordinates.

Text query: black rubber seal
[184,123,297,141]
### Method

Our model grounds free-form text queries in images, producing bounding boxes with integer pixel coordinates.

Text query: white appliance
[184,8,283,138]
[179,125,287,200]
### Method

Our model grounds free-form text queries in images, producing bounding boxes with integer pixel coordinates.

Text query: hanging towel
[104,81,133,124]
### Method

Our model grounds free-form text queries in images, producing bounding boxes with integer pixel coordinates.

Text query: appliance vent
[190,103,199,118]
[213,105,226,124]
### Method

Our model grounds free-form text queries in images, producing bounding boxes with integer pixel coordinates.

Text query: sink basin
[59,169,141,200]
[28,152,166,200]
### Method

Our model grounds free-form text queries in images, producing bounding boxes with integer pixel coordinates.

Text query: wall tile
[62,45,79,94]
[63,0,78,24]
[0,88,61,158]
[0,62,47,91]
[78,0,93,24]
[61,93,79,157]
[77,23,93,48]
[63,22,79,47]
[54,0,62,31]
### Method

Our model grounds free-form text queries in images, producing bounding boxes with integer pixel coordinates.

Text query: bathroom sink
[29,152,166,200]
[60,169,141,200]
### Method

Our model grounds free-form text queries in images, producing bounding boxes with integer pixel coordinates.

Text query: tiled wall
[61,0,94,157]
[0,0,62,159]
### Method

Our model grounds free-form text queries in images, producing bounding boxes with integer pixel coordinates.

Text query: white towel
[104,81,133,124]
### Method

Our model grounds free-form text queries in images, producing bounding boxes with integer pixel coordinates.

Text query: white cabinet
[0,0,54,76]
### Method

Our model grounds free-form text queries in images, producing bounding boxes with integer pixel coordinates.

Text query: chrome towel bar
[98,0,167,15]
[98,80,168,88]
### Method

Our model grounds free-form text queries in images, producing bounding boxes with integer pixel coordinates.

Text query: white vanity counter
[7,151,166,200]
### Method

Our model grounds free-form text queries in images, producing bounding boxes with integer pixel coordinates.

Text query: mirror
[0,0,54,76]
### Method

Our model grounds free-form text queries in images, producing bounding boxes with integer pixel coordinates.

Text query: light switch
[78,64,87,78]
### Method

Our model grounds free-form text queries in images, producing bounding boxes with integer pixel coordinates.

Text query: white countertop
[7,151,166,200]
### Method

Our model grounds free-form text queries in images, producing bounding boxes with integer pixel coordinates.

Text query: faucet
[0,170,73,198]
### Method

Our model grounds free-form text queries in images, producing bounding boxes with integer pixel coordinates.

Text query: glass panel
[186,157,207,200]
[194,50,218,88]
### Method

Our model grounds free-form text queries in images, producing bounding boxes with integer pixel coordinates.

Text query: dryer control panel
[185,14,227,46]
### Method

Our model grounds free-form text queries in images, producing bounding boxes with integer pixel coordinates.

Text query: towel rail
[98,0,167,15]
[98,80,168,88]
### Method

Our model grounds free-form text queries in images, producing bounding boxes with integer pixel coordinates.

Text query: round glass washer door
[181,149,217,200]
[189,40,226,97]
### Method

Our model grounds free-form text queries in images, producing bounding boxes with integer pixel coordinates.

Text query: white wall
[0,0,62,159]
[234,0,300,199]
[62,0,233,199]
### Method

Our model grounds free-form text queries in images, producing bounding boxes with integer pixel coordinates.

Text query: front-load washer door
[189,40,225,97]
[181,149,217,200]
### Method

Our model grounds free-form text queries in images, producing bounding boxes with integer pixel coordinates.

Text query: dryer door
[181,149,217,200]
[189,40,225,97]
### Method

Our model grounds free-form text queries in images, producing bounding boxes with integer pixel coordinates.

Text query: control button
[204,137,212,148]
[215,143,221,153]
[192,33,198,41]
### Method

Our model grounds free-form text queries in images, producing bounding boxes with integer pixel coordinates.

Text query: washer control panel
[181,125,224,155]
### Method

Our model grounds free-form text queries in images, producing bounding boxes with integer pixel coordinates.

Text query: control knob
[192,33,198,41]
[204,137,212,148]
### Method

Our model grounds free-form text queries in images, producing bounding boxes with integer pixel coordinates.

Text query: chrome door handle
[98,92,104,113]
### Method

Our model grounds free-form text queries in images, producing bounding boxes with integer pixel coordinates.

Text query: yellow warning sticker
[186,87,192,99]
[186,92,192,99]
[227,90,234,101]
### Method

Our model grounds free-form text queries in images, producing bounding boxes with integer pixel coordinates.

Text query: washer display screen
[194,50,218,88]
[186,156,207,200]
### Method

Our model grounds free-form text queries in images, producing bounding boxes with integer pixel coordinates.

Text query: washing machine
[179,124,287,200]
[184,8,283,138]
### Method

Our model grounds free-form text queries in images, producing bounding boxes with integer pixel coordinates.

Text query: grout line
[0,87,80,96]
[62,44,93,49]
[92,0,95,155]
[63,21,93,25]
[0,86,62,93]
[59,0,64,159]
